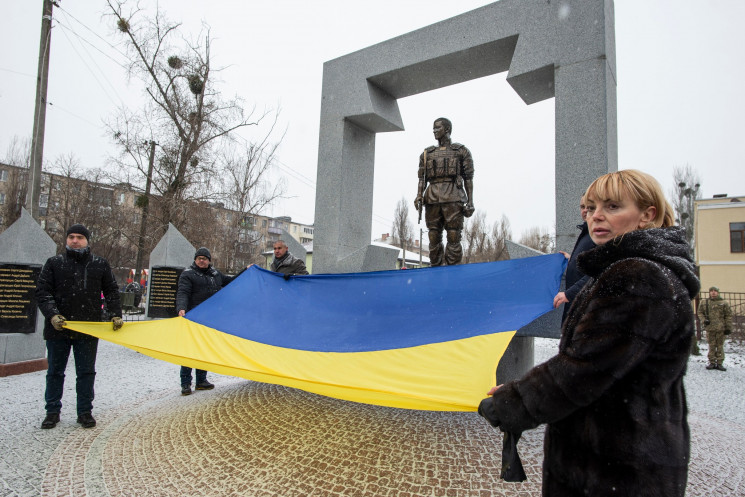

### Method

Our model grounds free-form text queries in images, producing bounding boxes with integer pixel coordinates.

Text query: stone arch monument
[313,0,617,273]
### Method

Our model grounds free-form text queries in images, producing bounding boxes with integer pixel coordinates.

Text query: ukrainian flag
[68,254,565,411]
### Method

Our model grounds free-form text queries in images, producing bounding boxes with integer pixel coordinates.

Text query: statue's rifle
[418,149,426,224]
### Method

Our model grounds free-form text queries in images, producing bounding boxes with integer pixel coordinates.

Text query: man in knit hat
[175,247,242,395]
[35,224,123,429]
[697,286,733,371]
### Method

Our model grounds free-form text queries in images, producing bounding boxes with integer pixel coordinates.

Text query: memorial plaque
[0,264,42,333]
[147,266,184,319]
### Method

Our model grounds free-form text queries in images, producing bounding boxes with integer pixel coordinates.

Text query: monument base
[496,336,534,384]
[0,358,47,377]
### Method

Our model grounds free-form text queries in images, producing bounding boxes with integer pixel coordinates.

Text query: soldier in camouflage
[414,118,475,266]
[697,286,733,371]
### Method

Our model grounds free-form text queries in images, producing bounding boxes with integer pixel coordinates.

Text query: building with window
[694,194,745,293]
[262,216,314,250]
[0,162,314,276]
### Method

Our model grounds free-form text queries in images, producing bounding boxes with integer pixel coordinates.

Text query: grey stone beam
[314,0,617,273]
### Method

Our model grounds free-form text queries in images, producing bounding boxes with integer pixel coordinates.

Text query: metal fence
[695,291,745,340]
[119,290,147,322]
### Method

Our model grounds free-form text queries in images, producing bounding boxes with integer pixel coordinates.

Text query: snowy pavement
[0,336,744,496]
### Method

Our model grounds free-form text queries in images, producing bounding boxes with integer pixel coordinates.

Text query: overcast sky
[1,0,743,240]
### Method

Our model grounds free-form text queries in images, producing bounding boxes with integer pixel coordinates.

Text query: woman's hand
[553,292,569,308]
[486,384,502,396]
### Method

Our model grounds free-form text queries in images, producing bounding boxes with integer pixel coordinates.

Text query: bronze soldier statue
[414,117,474,266]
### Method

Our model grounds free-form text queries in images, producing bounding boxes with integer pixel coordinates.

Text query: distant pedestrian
[553,195,595,323]
[176,247,240,395]
[36,224,123,429]
[698,286,733,371]
[270,240,309,276]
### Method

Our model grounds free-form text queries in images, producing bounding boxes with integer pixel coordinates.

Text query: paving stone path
[2,340,744,496]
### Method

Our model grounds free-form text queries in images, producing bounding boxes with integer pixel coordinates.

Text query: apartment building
[0,162,313,274]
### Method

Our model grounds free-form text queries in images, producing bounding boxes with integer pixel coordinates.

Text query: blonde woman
[479,170,699,496]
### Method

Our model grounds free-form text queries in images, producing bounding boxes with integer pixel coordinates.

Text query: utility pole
[134,140,156,285]
[27,0,55,220]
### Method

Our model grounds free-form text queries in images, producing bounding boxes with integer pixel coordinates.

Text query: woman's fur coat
[483,226,700,496]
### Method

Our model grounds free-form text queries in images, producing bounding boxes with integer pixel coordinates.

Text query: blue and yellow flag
[68,254,565,411]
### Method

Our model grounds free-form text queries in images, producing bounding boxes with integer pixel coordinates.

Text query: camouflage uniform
[417,143,474,266]
[697,294,733,368]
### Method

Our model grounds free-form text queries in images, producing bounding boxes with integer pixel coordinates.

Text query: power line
[274,157,316,187]
[0,67,36,78]
[55,4,131,62]
[47,101,104,129]
[55,20,125,109]
[232,132,316,190]
[55,15,130,71]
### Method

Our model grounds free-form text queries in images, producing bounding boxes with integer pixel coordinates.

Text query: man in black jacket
[36,224,122,429]
[553,196,595,323]
[270,240,309,276]
[176,247,238,395]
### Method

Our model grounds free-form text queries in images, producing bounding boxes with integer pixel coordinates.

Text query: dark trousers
[426,202,465,266]
[45,338,99,416]
[180,366,207,386]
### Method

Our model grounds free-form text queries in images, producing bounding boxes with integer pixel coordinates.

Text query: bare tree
[215,127,287,270]
[46,154,88,247]
[519,226,555,254]
[105,0,268,225]
[2,136,31,169]
[488,214,512,261]
[391,197,414,266]
[43,156,139,269]
[1,136,31,226]
[463,210,488,263]
[462,212,512,263]
[671,164,701,258]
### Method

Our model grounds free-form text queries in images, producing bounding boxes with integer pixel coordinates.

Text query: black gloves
[479,396,527,482]
[478,397,501,428]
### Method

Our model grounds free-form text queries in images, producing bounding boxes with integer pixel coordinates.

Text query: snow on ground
[536,335,745,426]
[1,335,742,496]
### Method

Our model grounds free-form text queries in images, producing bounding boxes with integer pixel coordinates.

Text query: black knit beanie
[194,247,211,261]
[66,224,91,241]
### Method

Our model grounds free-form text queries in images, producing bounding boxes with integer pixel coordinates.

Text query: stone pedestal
[494,241,564,383]
[145,223,195,319]
[0,209,57,376]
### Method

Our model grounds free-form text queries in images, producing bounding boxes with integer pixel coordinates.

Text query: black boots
[77,412,96,428]
[182,380,213,395]
[42,412,95,429]
[41,412,60,429]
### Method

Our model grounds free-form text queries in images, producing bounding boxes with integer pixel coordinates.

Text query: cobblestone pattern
[43,381,546,496]
[2,341,745,497]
